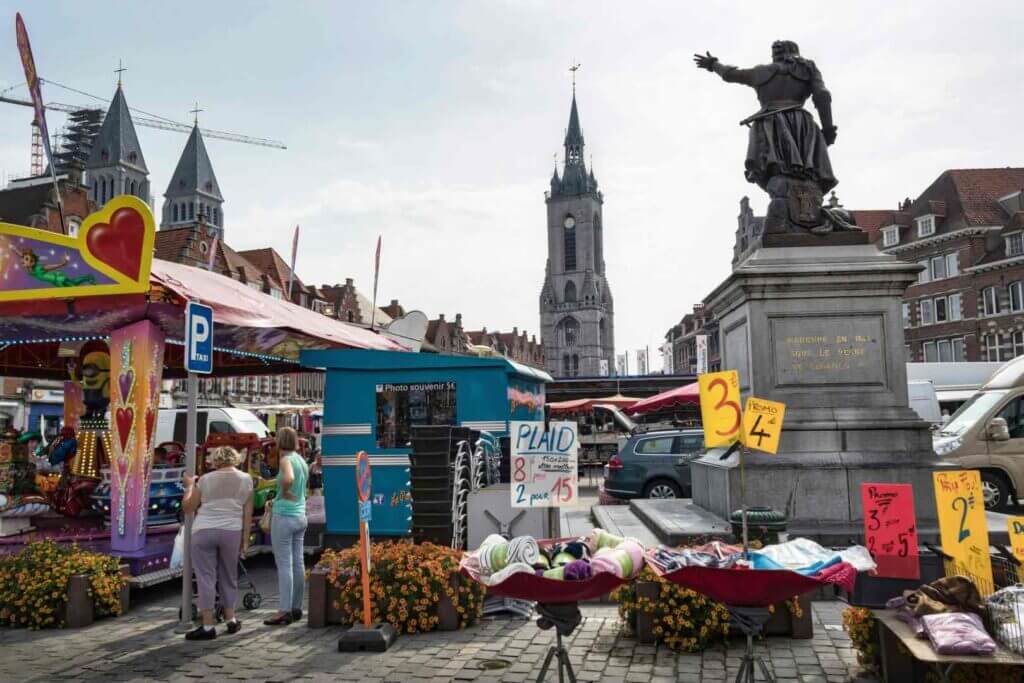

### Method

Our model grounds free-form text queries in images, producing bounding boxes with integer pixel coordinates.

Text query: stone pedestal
[690,242,943,542]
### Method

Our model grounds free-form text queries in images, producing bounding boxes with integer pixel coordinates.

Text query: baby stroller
[181,557,263,622]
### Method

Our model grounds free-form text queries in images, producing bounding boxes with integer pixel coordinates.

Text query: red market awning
[628,382,700,415]
[547,394,641,415]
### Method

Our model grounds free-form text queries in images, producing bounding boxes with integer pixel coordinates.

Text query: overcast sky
[2,1,1022,371]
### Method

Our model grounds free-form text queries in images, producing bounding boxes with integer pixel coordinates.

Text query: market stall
[628,381,702,426]
[300,348,550,541]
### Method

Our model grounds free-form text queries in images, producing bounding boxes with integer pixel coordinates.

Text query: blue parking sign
[185,302,214,374]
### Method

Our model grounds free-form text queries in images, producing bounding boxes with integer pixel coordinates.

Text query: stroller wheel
[243,593,262,610]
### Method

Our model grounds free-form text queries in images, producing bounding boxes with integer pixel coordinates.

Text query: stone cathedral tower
[539,90,615,377]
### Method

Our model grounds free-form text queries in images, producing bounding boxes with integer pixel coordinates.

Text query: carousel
[0,196,401,576]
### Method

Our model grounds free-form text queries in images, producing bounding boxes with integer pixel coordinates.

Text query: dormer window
[916,215,936,237]
[205,181,213,192]
[128,152,137,163]
[881,225,900,247]
[1006,232,1024,258]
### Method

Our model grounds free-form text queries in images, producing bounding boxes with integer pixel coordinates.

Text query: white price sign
[510,421,578,508]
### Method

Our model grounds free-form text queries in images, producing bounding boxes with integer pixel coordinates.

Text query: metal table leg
[535,603,582,683]
[727,606,774,683]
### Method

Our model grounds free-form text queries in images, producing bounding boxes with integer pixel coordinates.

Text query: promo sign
[933,470,993,590]
[741,397,786,454]
[860,483,920,579]
[698,370,742,448]
[510,421,578,508]
[1008,516,1024,564]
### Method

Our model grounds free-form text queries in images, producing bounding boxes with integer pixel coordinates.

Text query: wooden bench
[874,609,1024,683]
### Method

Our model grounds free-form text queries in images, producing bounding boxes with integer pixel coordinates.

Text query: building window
[919,299,934,325]
[946,252,959,277]
[562,354,570,376]
[1014,331,1024,358]
[924,338,966,363]
[917,260,930,285]
[560,317,579,347]
[269,288,282,299]
[173,204,179,222]
[1010,282,1024,313]
[563,217,576,271]
[1007,233,1024,258]
[67,220,80,238]
[934,297,947,323]
[902,302,911,328]
[916,215,935,237]
[948,293,962,321]
[983,333,1000,361]
[983,286,1000,316]
[572,354,579,376]
[923,341,937,362]
[189,203,195,220]
[930,255,947,280]
[881,226,899,247]
[953,338,965,361]
[564,280,576,303]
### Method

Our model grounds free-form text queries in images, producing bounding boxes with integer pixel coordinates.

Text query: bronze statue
[695,41,858,235]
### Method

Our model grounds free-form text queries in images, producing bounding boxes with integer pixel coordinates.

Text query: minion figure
[78,347,111,420]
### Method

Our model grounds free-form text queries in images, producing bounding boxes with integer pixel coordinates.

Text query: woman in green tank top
[265,428,310,625]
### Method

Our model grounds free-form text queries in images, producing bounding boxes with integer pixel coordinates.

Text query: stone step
[590,502,660,548]
[630,498,733,545]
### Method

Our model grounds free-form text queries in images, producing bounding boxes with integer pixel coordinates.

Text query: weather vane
[114,59,126,87]
[569,62,581,93]
[190,101,203,125]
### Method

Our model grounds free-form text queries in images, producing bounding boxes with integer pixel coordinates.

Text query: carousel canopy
[0,258,403,380]
[628,382,700,415]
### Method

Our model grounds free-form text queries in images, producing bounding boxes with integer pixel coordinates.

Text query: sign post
[178,302,213,630]
[338,450,396,652]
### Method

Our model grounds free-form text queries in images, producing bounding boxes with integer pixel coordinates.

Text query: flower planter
[62,574,94,629]
[309,564,465,632]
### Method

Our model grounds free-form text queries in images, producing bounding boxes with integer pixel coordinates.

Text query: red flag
[207,236,219,271]
[287,225,299,298]
[371,236,382,330]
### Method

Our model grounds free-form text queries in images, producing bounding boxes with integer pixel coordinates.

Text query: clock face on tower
[563,216,576,229]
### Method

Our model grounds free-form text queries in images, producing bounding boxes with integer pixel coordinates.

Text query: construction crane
[0,80,286,176]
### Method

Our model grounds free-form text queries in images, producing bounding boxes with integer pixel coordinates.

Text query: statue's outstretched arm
[693,52,766,87]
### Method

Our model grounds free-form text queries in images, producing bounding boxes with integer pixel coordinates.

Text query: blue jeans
[271,514,307,612]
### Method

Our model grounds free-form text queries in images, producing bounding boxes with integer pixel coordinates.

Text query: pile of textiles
[462,528,646,586]
[886,575,997,654]
[988,585,1024,654]
[647,537,874,593]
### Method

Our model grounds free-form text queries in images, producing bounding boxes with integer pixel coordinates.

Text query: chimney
[345,278,354,287]
[391,299,399,306]
[513,326,518,335]
[455,313,462,326]
[438,313,446,322]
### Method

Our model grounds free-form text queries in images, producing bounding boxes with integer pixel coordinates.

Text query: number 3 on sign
[698,370,742,448]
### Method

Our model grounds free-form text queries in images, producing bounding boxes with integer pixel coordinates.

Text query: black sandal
[263,613,292,626]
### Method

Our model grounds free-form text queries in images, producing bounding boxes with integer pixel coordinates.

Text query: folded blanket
[478,534,509,572]
[486,562,537,585]
[592,540,646,578]
[755,538,876,573]
[507,536,541,567]
[813,561,857,592]
[922,612,996,655]
[564,559,593,581]
[584,528,626,553]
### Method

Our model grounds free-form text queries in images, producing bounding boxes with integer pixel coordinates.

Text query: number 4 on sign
[741,397,786,454]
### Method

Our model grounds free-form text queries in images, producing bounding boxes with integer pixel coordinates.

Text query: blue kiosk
[300,349,551,540]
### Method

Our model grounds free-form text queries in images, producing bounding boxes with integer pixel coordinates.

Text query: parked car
[933,355,1024,511]
[602,429,705,500]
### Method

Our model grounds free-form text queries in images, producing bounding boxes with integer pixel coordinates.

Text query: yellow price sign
[933,470,994,591]
[698,370,742,449]
[741,397,786,454]
[1009,516,1024,564]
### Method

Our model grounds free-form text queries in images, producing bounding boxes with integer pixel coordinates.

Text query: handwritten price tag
[1008,516,1024,564]
[510,421,578,508]
[698,370,742,449]
[933,470,993,590]
[860,483,919,579]
[741,397,786,454]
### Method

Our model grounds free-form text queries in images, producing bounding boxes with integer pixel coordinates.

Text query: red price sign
[860,483,919,579]
[356,450,372,503]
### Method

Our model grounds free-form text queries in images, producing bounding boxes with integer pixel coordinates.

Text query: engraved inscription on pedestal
[770,314,886,388]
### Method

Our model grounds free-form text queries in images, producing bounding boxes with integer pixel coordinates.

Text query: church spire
[553,85,595,197]
[160,123,224,233]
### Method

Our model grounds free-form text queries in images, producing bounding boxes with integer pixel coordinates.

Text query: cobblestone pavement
[0,558,875,682]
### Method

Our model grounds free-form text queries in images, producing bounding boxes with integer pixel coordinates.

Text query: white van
[908,380,942,425]
[154,407,269,446]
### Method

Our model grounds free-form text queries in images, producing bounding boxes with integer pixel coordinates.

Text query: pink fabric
[653,565,828,607]
[629,382,701,415]
[922,612,997,655]
[813,561,857,592]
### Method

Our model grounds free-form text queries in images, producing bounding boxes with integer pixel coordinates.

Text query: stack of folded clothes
[462,528,646,585]
[887,576,997,655]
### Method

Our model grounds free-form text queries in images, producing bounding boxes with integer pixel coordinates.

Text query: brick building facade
[868,168,1024,363]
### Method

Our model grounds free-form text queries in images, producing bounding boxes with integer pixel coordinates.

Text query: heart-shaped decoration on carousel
[114,406,134,453]
[117,368,135,404]
[85,206,147,280]
[144,408,156,450]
